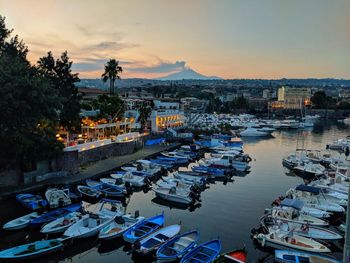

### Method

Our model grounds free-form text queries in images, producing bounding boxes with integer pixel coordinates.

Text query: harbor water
[0,121,348,262]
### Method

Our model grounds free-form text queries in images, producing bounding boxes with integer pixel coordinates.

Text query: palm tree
[137,104,152,132]
[102,59,123,94]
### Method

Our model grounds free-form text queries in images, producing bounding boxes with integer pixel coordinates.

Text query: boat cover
[145,138,165,146]
[280,198,303,210]
[296,184,320,194]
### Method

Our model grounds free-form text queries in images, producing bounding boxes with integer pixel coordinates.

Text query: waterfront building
[272,86,311,109]
[180,97,209,113]
[150,100,185,132]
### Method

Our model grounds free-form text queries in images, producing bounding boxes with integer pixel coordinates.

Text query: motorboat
[327,137,350,151]
[275,250,340,263]
[40,212,83,235]
[269,207,328,226]
[30,203,82,227]
[110,172,146,187]
[292,162,325,179]
[161,151,191,160]
[45,188,72,209]
[180,239,221,263]
[254,227,331,253]
[3,212,39,230]
[85,179,126,197]
[16,194,48,211]
[86,198,124,218]
[156,229,199,262]
[0,239,63,261]
[77,185,101,198]
[173,172,208,185]
[153,187,195,205]
[278,198,330,219]
[134,224,181,256]
[240,128,269,137]
[63,213,114,239]
[98,213,145,240]
[203,154,250,172]
[123,213,164,244]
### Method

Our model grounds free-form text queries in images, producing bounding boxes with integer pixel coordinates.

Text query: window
[282,255,296,261]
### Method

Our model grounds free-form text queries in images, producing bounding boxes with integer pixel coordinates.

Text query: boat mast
[344,182,350,263]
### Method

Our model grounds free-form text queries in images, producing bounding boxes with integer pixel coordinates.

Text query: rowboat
[254,228,331,253]
[134,224,181,255]
[86,179,126,197]
[156,229,199,262]
[275,250,340,263]
[123,213,164,244]
[40,212,82,235]
[214,248,247,263]
[16,194,48,211]
[153,187,194,205]
[0,239,63,261]
[98,214,145,240]
[30,203,82,227]
[180,239,221,263]
[77,185,101,198]
[63,213,114,239]
[45,188,72,209]
[3,212,39,230]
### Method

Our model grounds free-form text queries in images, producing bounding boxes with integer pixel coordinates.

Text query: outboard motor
[125,182,133,195]
[133,240,141,250]
[134,210,140,219]
[144,177,151,187]
[136,163,143,171]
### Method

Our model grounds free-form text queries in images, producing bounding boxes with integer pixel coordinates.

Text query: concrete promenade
[0,143,180,200]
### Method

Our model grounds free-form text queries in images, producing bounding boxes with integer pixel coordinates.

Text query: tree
[101,59,123,94]
[137,104,152,132]
[37,51,81,133]
[311,91,327,109]
[0,15,63,168]
[91,94,125,120]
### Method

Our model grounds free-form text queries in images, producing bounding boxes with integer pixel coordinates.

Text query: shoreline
[0,143,180,200]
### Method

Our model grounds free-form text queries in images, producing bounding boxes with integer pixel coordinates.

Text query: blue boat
[156,229,199,262]
[192,166,227,177]
[123,213,164,244]
[0,239,63,261]
[86,179,126,197]
[156,156,189,164]
[275,250,340,263]
[180,239,221,263]
[30,203,81,227]
[16,194,48,211]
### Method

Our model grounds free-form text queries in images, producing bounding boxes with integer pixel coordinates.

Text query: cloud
[72,58,137,73]
[128,60,186,73]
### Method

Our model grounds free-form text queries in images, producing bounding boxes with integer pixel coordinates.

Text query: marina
[0,120,348,262]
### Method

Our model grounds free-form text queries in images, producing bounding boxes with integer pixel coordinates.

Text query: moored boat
[214,248,247,263]
[45,188,72,209]
[40,212,83,235]
[16,194,48,211]
[3,212,39,231]
[275,249,340,263]
[180,239,221,263]
[77,185,101,198]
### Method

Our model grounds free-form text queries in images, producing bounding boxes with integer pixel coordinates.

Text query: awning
[296,184,320,194]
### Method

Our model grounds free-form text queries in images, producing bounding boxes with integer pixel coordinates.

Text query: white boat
[86,198,124,218]
[203,154,250,172]
[98,214,145,240]
[3,212,39,230]
[310,177,348,195]
[110,173,146,187]
[255,228,331,253]
[134,224,181,255]
[161,152,190,160]
[269,207,328,226]
[40,212,82,234]
[157,179,193,193]
[45,188,72,209]
[173,172,207,184]
[63,214,114,239]
[77,185,101,198]
[278,198,331,219]
[153,187,194,204]
[275,250,340,263]
[327,137,350,151]
[278,222,342,240]
[240,128,269,137]
[293,162,325,178]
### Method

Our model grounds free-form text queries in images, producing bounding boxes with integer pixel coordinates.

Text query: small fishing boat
[278,222,342,240]
[275,249,340,263]
[292,162,325,179]
[269,207,328,227]
[86,198,124,218]
[30,203,82,227]
[153,187,194,205]
[16,194,48,211]
[40,212,83,235]
[278,198,331,219]
[192,165,228,178]
[134,224,181,256]
[240,127,268,137]
[156,229,199,262]
[3,212,39,230]
[63,213,114,239]
[180,239,221,263]
[86,179,126,197]
[0,239,63,261]
[77,185,101,198]
[214,248,247,263]
[123,213,164,244]
[254,228,331,253]
[173,172,207,185]
[98,213,145,240]
[45,188,72,209]
[110,172,146,187]
[161,151,190,160]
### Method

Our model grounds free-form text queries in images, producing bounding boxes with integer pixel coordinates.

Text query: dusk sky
[1,0,349,79]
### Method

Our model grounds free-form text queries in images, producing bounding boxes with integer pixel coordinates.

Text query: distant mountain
[156,68,221,81]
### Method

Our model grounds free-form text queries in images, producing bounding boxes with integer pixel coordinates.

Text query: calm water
[0,121,349,262]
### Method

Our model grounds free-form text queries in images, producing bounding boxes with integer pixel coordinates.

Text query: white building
[150,100,185,132]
